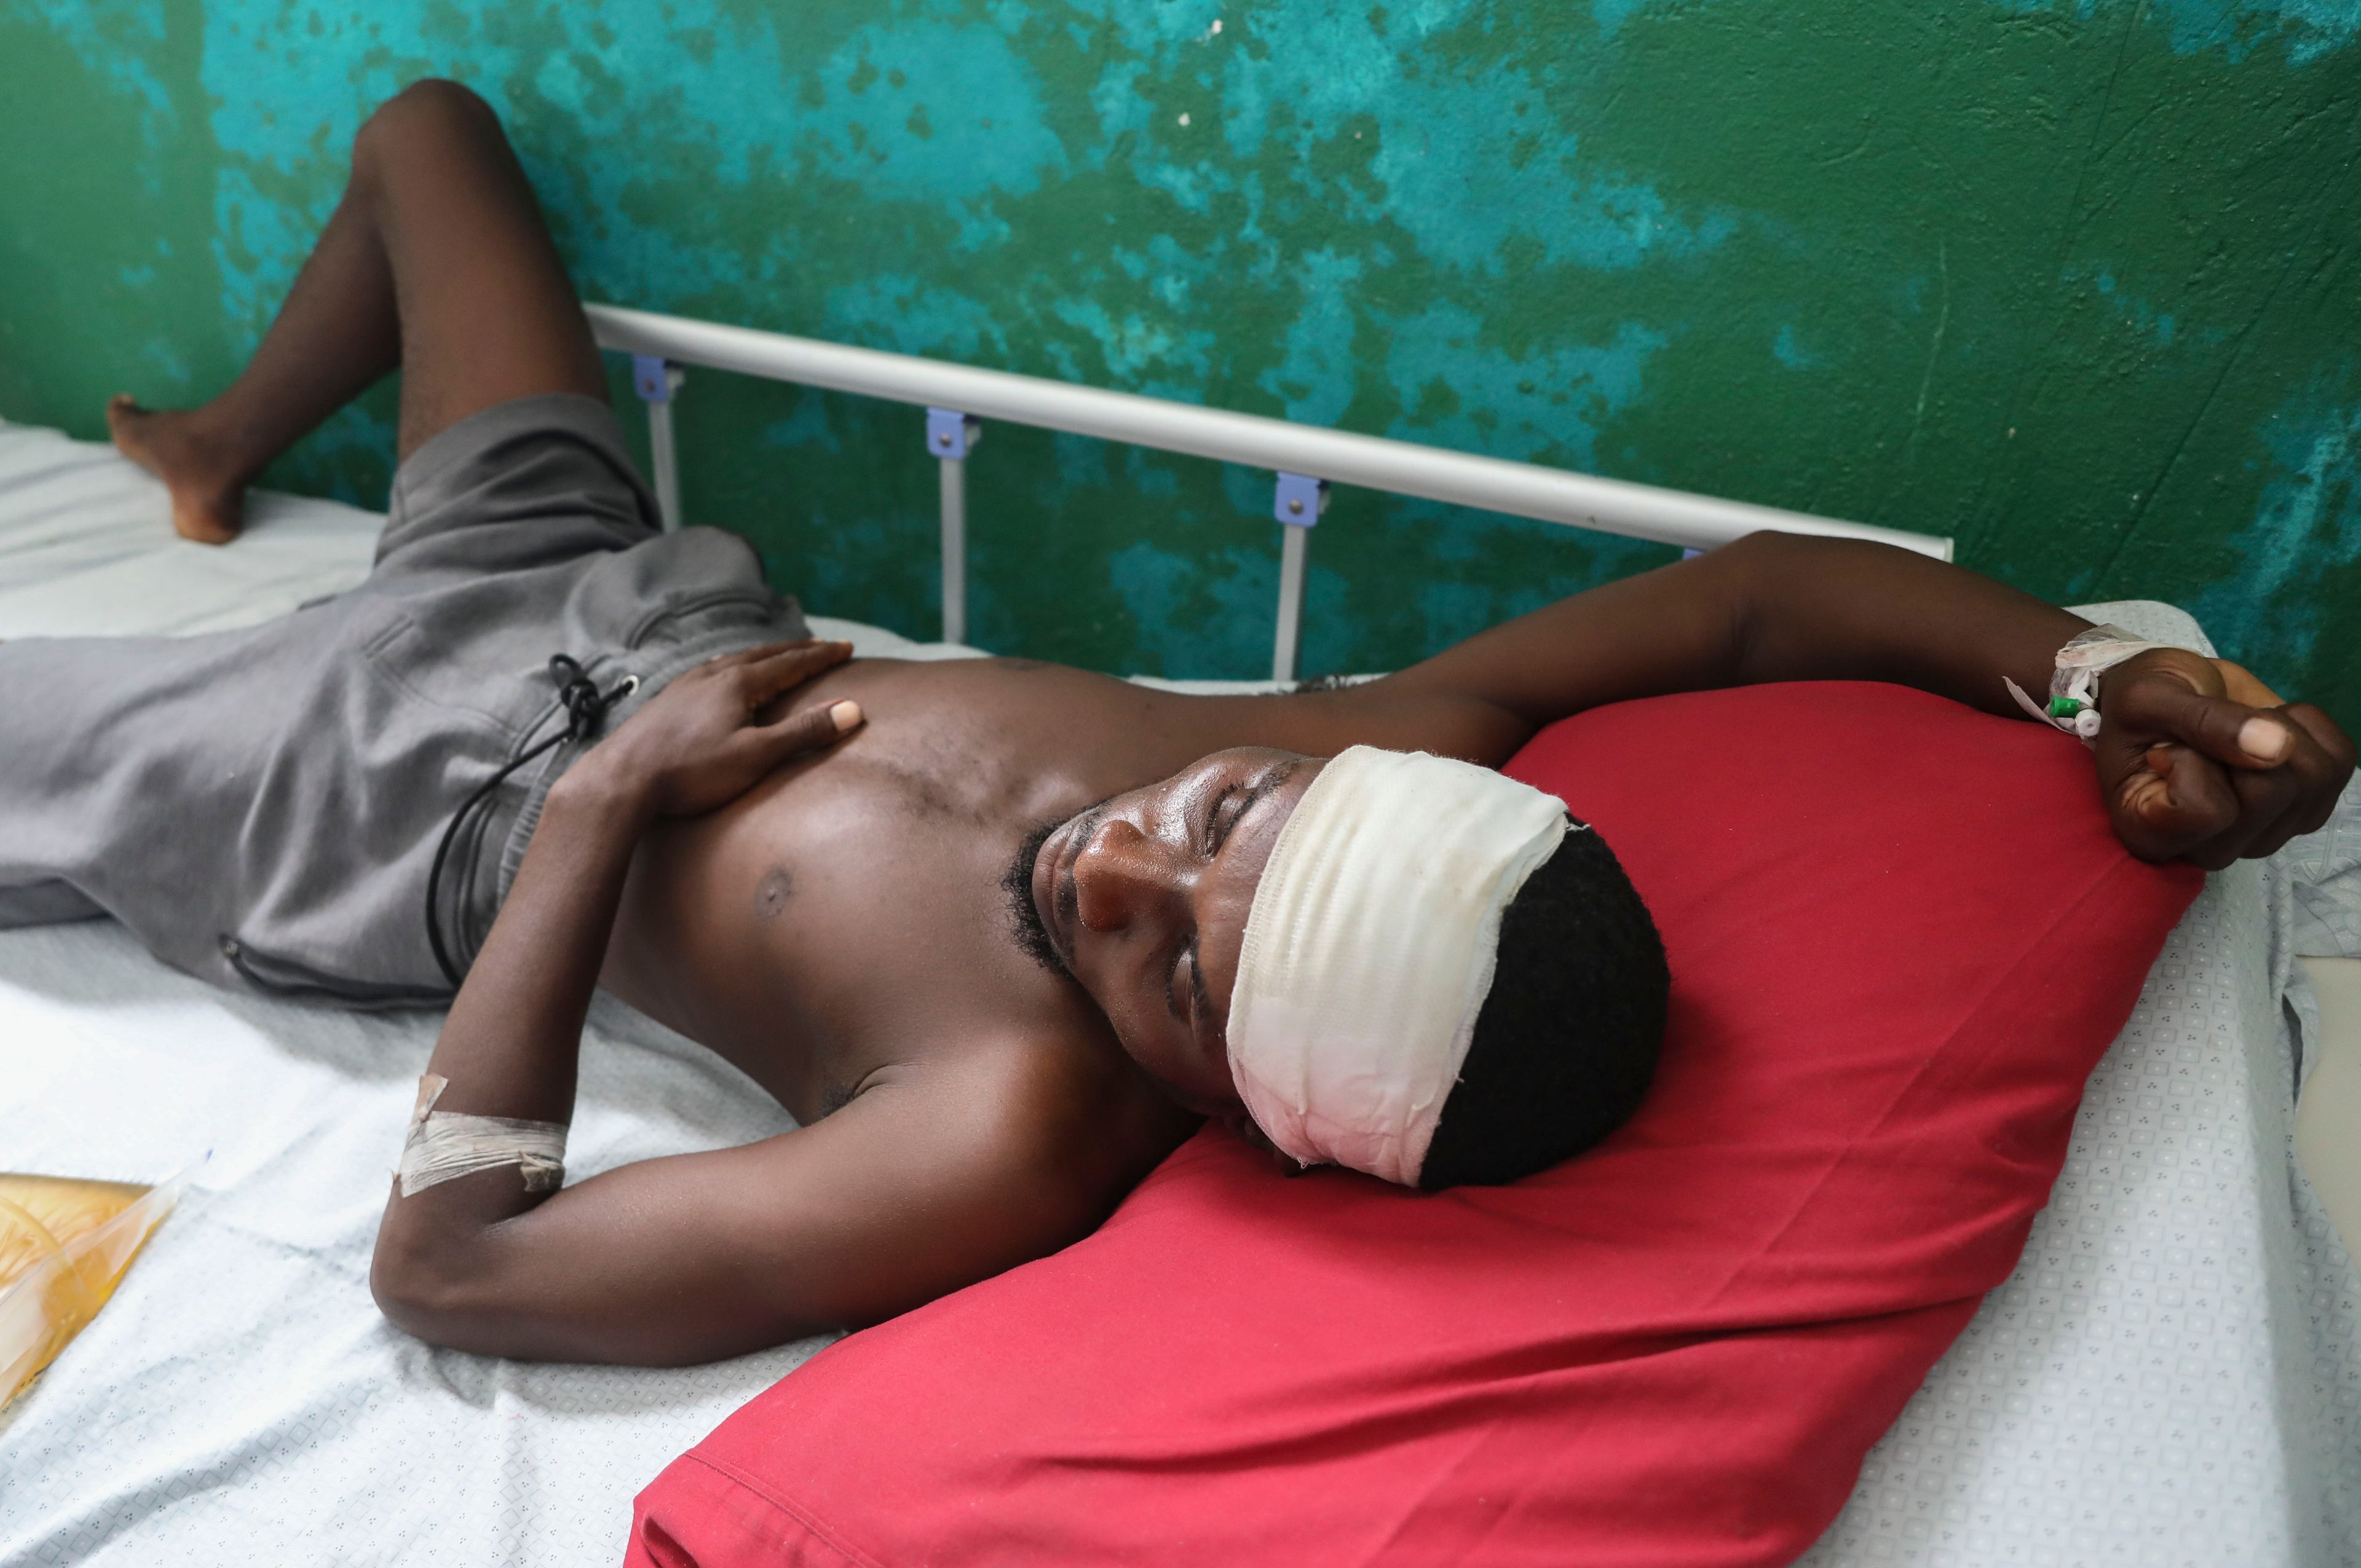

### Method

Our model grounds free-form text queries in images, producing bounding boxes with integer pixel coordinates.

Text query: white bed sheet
[0,418,2353,1566]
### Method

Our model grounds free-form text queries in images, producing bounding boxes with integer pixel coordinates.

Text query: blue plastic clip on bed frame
[927,409,983,645]
[631,355,686,532]
[1270,473,1329,685]
[1274,471,1327,527]
[925,407,978,460]
[630,354,674,404]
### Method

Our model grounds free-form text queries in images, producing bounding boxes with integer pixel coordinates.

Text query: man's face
[1024,747,1321,1114]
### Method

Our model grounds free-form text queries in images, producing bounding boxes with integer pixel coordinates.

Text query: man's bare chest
[596,654,1508,1116]
[598,659,1234,1114]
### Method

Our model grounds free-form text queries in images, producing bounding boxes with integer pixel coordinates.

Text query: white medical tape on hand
[395,1073,568,1197]
[2004,622,2189,746]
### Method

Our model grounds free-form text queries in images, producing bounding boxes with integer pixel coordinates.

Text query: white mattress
[1,418,2354,1566]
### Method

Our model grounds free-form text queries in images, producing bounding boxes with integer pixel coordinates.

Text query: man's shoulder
[882,1030,1201,1196]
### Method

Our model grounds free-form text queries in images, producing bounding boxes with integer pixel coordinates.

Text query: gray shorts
[0,394,806,1005]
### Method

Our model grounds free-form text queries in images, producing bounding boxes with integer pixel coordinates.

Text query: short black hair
[1417,821,1668,1191]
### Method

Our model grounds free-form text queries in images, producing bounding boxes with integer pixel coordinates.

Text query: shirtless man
[16,82,2349,1368]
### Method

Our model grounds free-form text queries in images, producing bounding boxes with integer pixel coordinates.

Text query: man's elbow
[1713,526,1833,575]
[1679,530,1799,685]
[1699,529,1899,683]
[370,1223,496,1350]
[370,1229,446,1338]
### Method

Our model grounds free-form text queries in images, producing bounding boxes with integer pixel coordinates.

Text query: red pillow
[627,683,2201,1568]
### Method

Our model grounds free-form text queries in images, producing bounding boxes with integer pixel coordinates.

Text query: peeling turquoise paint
[1771,325,1819,371]
[823,276,1008,359]
[806,21,1069,210]
[2068,265,2191,348]
[35,0,174,131]
[1,0,2356,720]
[2196,388,2361,677]
[1111,539,1271,674]
[1382,306,1662,471]
[762,392,842,455]
[2047,0,2361,65]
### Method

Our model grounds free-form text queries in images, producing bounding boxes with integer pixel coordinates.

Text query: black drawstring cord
[424,654,637,988]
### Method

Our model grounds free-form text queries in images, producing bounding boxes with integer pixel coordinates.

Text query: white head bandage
[1226,746,1573,1186]
[396,1074,567,1197]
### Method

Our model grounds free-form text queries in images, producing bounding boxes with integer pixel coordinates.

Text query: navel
[755,867,794,920]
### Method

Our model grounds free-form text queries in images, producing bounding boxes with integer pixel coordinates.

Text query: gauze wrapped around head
[1226,746,1572,1186]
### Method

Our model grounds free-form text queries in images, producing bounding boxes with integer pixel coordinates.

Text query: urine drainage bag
[0,1165,193,1409]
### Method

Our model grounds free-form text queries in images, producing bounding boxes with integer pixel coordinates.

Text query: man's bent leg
[107,183,398,543]
[49,86,785,1001]
[360,80,608,460]
[108,79,605,541]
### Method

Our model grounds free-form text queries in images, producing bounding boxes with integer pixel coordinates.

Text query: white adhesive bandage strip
[396,1074,568,1197]
[1227,746,1573,1186]
[2004,622,2187,745]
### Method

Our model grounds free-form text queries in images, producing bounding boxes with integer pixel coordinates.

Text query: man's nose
[1073,818,1189,933]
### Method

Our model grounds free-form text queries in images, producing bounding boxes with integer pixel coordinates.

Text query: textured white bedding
[0,417,2353,1566]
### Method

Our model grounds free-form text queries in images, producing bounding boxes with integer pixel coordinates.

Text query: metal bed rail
[587,302,1953,684]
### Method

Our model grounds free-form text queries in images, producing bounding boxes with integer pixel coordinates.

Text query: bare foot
[106,395,248,545]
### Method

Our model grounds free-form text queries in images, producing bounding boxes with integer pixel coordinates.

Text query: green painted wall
[2,0,2356,718]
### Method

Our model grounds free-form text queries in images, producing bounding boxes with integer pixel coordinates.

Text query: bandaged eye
[1226,746,1577,1187]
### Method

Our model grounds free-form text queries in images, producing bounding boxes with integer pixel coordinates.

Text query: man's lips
[1034,815,1081,967]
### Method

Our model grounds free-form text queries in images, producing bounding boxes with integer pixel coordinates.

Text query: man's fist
[2093,647,2354,869]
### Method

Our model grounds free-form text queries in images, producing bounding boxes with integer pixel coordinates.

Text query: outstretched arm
[369,642,1113,1364]
[1379,530,2354,867]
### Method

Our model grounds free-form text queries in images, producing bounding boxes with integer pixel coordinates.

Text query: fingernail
[829,699,863,732]
[2239,717,2289,760]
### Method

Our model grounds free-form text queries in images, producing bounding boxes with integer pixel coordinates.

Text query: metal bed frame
[587,304,1952,684]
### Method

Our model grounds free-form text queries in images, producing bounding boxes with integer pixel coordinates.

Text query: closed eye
[1176,764,1296,1030]
[1208,766,1290,858]
[1166,934,1196,1022]
[1188,937,1212,1029]
[1203,784,1244,857]
[1165,936,1216,1033]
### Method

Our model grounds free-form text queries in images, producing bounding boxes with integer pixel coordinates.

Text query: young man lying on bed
[8,81,2349,1367]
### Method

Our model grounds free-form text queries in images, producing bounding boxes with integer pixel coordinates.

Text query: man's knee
[354,79,505,170]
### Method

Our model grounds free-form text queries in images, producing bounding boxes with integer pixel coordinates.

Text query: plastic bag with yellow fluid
[0,1165,192,1409]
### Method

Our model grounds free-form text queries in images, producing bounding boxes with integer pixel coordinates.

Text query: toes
[173,508,240,546]
[101,402,246,541]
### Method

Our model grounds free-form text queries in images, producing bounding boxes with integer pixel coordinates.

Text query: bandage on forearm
[395,1074,567,1197]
